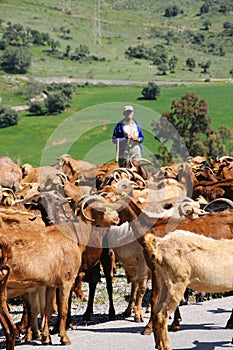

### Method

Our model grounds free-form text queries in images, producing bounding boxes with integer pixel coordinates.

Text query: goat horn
[138,158,157,167]
[0,187,16,199]
[28,211,38,221]
[216,156,233,162]
[203,198,233,211]
[132,173,147,186]
[56,171,69,184]
[179,198,200,216]
[113,168,131,181]
[78,194,103,222]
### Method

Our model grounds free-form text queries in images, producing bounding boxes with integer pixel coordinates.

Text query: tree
[168,56,178,73]
[186,58,196,71]
[164,6,179,17]
[74,44,90,61]
[192,33,205,45]
[50,39,61,52]
[157,63,168,75]
[0,46,31,73]
[28,101,47,116]
[223,22,233,37]
[198,60,211,73]
[151,92,231,164]
[0,106,20,128]
[200,3,209,15]
[219,5,231,14]
[165,30,174,45]
[45,92,69,114]
[63,45,71,58]
[141,82,160,100]
[202,20,212,31]
[229,68,233,78]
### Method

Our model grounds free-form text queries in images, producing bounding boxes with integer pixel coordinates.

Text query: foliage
[186,58,196,71]
[44,92,70,114]
[28,101,47,116]
[157,63,168,75]
[151,92,232,164]
[0,46,31,73]
[0,106,20,128]
[168,56,178,73]
[1,22,51,46]
[27,83,76,116]
[71,44,90,61]
[198,60,211,73]
[141,82,160,100]
[164,6,181,17]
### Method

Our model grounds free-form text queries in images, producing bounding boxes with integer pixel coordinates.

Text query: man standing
[112,105,144,167]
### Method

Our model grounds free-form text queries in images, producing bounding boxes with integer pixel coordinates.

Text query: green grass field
[0,82,232,167]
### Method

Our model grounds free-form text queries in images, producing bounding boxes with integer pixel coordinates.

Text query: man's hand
[126,134,139,142]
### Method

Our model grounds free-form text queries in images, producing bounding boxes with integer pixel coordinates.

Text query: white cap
[123,105,134,112]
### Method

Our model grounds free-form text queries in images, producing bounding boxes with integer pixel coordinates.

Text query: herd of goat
[0,153,232,350]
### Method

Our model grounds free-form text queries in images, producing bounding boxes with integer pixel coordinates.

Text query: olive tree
[141,82,160,100]
[0,106,20,128]
[151,92,231,164]
[0,46,31,73]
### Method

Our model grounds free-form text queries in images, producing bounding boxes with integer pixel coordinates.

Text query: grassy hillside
[0,0,232,80]
[0,82,232,166]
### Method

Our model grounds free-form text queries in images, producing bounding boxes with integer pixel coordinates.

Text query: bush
[141,82,160,100]
[0,46,31,73]
[45,92,69,114]
[28,101,47,116]
[0,106,20,128]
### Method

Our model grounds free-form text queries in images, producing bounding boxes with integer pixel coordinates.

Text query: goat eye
[105,207,112,213]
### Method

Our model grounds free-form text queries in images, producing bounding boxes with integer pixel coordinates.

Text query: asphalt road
[9,296,233,350]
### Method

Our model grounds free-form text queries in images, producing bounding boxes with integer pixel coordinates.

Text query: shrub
[0,46,31,73]
[141,82,160,100]
[0,106,20,128]
[28,101,47,116]
[45,92,69,114]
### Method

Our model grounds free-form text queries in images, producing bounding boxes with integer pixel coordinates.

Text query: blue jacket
[112,118,144,146]
[112,119,144,158]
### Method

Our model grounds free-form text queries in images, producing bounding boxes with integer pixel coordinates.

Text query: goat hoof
[60,336,71,345]
[169,323,181,332]
[41,332,52,345]
[141,327,152,335]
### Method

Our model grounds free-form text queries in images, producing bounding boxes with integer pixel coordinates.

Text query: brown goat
[0,236,16,350]
[116,195,233,334]
[143,230,233,350]
[1,192,121,348]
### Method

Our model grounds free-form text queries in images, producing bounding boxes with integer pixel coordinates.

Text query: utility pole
[61,0,71,13]
[93,0,101,44]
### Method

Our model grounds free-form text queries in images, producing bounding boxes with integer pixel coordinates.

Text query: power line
[61,0,71,13]
[93,0,101,44]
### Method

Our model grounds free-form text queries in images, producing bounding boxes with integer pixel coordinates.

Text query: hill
[0,0,232,81]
